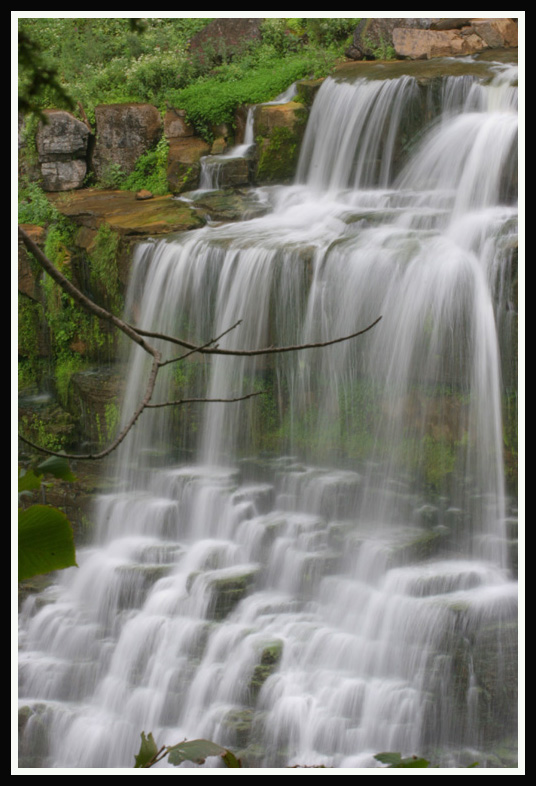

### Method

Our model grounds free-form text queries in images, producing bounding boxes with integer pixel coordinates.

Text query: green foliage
[97,162,127,190]
[374,752,431,768]
[364,35,397,61]
[19,412,67,453]
[19,17,359,145]
[18,457,78,582]
[167,53,328,141]
[304,18,359,48]
[133,736,478,769]
[55,354,84,408]
[18,179,61,226]
[133,733,242,768]
[121,136,170,196]
[89,224,122,312]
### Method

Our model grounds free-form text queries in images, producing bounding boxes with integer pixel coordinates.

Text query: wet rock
[47,188,203,237]
[207,568,259,620]
[249,640,283,701]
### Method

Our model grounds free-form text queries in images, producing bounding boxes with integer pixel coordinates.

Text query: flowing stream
[19,60,518,769]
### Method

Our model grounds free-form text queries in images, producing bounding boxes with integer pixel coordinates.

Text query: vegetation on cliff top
[18,17,359,136]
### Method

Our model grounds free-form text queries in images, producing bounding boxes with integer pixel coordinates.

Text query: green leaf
[392,758,431,768]
[35,456,77,482]
[221,749,242,768]
[375,752,403,766]
[166,739,241,767]
[374,752,430,768]
[18,505,77,581]
[134,732,158,768]
[18,467,42,493]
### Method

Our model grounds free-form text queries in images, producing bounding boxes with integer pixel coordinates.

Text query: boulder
[471,19,518,48]
[201,155,251,189]
[346,18,433,60]
[347,17,517,61]
[35,110,91,190]
[92,103,162,179]
[188,18,263,65]
[393,19,517,60]
[393,18,518,60]
[36,110,90,162]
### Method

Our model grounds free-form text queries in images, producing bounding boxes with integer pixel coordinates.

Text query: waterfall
[19,63,518,770]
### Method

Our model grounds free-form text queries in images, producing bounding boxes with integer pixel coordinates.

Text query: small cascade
[199,82,298,191]
[19,60,518,770]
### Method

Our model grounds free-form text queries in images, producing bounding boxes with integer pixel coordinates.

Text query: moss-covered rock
[249,640,283,701]
[207,568,259,621]
[254,102,308,184]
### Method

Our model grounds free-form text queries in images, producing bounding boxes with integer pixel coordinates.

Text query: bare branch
[129,316,383,357]
[158,320,243,368]
[18,224,381,461]
[146,391,264,409]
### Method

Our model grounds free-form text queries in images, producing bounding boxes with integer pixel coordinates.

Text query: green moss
[89,224,122,313]
[249,641,283,700]
[256,126,304,183]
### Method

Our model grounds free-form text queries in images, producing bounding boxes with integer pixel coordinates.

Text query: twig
[146,391,264,409]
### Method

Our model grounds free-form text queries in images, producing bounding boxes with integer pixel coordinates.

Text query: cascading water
[198,82,298,190]
[19,60,518,769]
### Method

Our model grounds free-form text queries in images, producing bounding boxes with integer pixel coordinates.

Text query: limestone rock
[471,19,518,48]
[40,160,87,192]
[430,19,472,30]
[164,108,195,139]
[346,18,433,60]
[36,110,90,162]
[393,18,518,60]
[166,137,211,193]
[254,102,307,184]
[93,103,162,179]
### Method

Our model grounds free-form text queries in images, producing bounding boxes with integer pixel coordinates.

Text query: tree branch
[146,390,264,409]
[129,316,383,357]
[18,225,381,461]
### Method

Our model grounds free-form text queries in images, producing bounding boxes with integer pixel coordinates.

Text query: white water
[19,65,518,769]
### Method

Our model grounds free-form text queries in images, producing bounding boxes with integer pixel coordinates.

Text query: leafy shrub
[121,137,170,195]
[18,179,61,226]
[166,52,333,140]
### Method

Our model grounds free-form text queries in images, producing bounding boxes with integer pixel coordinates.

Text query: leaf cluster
[18,457,78,582]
